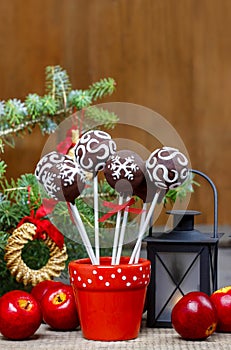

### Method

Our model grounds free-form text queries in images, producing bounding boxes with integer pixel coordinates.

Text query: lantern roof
[145,210,219,244]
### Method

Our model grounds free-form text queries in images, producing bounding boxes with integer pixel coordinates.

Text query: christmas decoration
[0,65,118,295]
[0,65,117,154]
[0,67,197,297]
[37,129,193,272]
[5,222,68,286]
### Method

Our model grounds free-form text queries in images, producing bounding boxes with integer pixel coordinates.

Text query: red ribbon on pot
[99,197,144,223]
[17,198,64,249]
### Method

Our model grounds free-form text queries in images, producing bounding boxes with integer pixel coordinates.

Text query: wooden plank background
[0,0,230,226]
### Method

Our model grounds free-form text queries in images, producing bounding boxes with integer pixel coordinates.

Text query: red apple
[210,286,231,332]
[171,291,217,340]
[0,290,42,340]
[31,280,64,305]
[41,284,79,330]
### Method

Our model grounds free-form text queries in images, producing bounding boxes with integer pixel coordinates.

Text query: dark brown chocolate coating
[104,150,145,196]
[57,156,86,203]
[75,130,116,174]
[146,147,189,190]
[35,151,86,203]
[133,171,160,203]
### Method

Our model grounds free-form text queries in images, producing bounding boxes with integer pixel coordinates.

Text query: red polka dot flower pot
[69,256,151,341]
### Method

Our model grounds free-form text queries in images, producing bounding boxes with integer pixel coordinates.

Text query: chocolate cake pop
[35,151,97,264]
[35,151,86,204]
[133,169,159,203]
[57,156,86,203]
[146,147,189,190]
[75,130,116,174]
[130,147,189,264]
[104,150,145,197]
[75,130,116,264]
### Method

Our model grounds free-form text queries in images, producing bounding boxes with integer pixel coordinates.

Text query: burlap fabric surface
[1,321,231,350]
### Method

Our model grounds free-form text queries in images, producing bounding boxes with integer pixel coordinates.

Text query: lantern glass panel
[155,252,200,322]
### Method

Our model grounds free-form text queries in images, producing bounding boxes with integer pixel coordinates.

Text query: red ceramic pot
[69,256,150,341]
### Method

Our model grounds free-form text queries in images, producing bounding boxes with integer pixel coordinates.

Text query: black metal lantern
[144,169,219,328]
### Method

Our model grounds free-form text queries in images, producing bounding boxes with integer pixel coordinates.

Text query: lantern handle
[190,169,218,238]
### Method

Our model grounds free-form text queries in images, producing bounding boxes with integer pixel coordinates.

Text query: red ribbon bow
[99,197,144,223]
[17,198,64,249]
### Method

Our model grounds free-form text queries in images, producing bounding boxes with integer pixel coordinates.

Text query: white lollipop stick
[115,195,130,265]
[93,175,100,264]
[129,191,160,264]
[111,195,124,265]
[134,202,147,263]
[70,203,97,265]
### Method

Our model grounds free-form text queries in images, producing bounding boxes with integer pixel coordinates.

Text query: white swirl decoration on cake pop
[146,146,189,189]
[35,151,86,203]
[75,130,116,173]
[35,151,65,200]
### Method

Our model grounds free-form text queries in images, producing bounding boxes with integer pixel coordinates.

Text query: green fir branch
[1,173,41,210]
[0,160,7,179]
[0,65,118,149]
[41,95,57,115]
[85,106,119,129]
[0,231,9,250]
[25,94,44,120]
[45,66,71,109]
[0,173,41,233]
[0,200,25,230]
[68,90,92,109]
[89,77,116,101]
[5,99,28,125]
